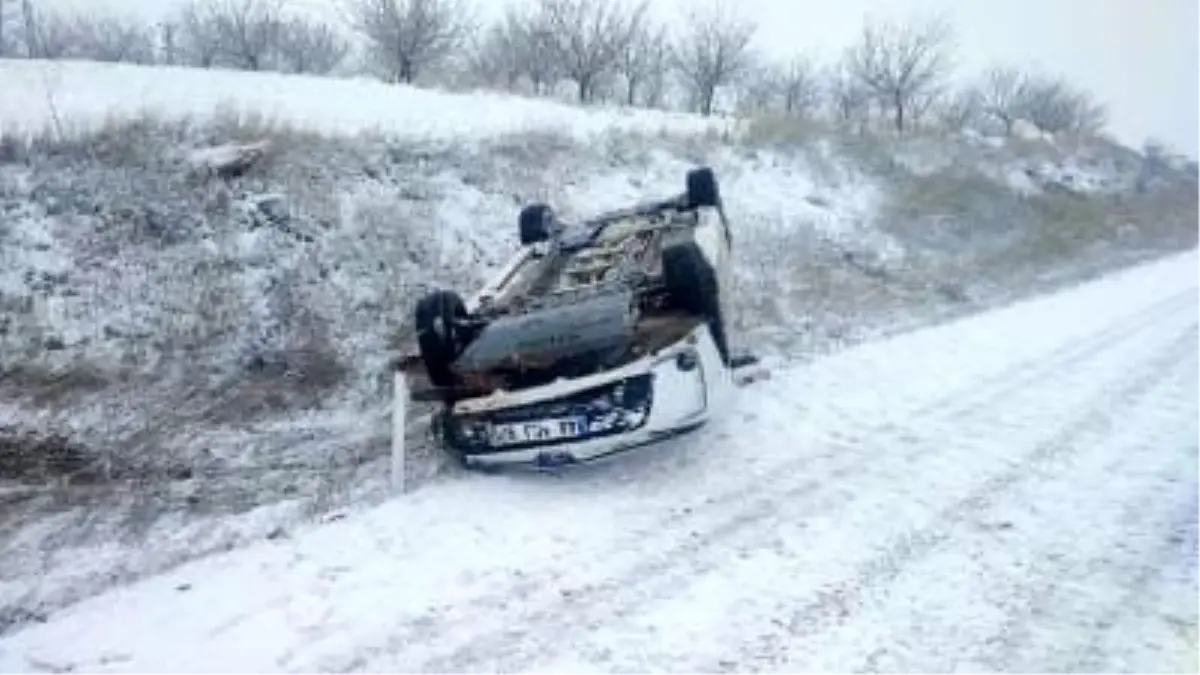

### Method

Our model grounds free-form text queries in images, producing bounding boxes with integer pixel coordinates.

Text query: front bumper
[439,327,721,468]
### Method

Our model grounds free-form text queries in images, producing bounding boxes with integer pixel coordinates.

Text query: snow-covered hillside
[1,246,1195,674]
[0,58,1196,638]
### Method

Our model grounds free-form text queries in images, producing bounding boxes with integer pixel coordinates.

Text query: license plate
[489,417,588,447]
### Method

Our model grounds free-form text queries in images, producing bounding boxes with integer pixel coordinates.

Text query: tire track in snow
[346,290,1197,672]
[904,287,1196,419]
[759,343,1199,673]
[981,490,1198,674]
[662,286,1200,532]
[1065,497,1200,673]
[546,328,1198,674]
[975,357,1198,674]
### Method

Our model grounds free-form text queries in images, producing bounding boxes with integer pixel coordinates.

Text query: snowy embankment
[0,59,1196,636]
[0,58,736,142]
[0,246,1195,674]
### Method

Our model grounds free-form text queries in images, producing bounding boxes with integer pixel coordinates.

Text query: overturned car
[398,166,745,469]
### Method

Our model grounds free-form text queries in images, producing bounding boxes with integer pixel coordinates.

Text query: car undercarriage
[393,166,744,468]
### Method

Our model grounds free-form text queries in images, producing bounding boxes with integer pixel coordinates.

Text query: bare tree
[160,22,178,65]
[735,62,778,115]
[906,89,943,131]
[344,0,475,84]
[826,61,871,131]
[211,0,283,71]
[615,18,659,106]
[1142,137,1169,162]
[71,14,158,64]
[537,0,647,103]
[670,0,756,116]
[615,16,666,106]
[174,0,225,68]
[778,54,821,118]
[934,87,982,131]
[18,0,32,56]
[1016,74,1108,135]
[7,1,154,62]
[639,31,669,108]
[465,22,519,89]
[969,65,1108,136]
[846,13,954,133]
[467,13,560,95]
[0,0,18,56]
[19,1,73,59]
[499,2,559,95]
[973,66,1028,134]
[275,18,348,74]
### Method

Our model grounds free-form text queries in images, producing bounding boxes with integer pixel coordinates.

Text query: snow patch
[0,59,734,142]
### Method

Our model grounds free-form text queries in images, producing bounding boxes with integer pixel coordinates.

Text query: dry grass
[740,114,840,147]
[0,362,123,407]
[0,111,371,485]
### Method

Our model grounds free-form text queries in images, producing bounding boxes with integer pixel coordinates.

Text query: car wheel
[662,241,730,364]
[415,289,469,387]
[519,203,555,245]
[686,167,720,207]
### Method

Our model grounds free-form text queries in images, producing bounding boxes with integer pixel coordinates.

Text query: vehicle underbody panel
[454,290,636,374]
[451,311,703,397]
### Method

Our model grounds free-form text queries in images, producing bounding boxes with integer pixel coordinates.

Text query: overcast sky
[41,0,1200,156]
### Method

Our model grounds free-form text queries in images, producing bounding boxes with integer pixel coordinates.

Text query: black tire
[415,289,468,387]
[686,167,720,207]
[662,242,729,364]
[519,203,555,245]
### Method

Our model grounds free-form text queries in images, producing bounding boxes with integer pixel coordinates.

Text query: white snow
[0,247,1194,673]
[0,54,1193,669]
[0,120,894,625]
[0,59,736,142]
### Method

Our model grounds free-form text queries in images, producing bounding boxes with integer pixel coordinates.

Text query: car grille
[444,373,654,454]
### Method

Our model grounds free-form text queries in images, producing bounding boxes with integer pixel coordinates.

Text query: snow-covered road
[1,249,1196,673]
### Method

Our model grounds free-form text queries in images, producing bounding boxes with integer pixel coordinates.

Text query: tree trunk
[894,91,905,133]
[21,0,36,58]
[161,24,176,65]
[626,76,637,106]
[701,87,714,116]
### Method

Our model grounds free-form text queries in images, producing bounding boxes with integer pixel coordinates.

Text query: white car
[400,167,751,469]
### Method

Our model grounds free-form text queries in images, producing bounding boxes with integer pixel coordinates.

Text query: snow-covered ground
[0,58,1196,645]
[0,246,1195,674]
[0,58,735,142]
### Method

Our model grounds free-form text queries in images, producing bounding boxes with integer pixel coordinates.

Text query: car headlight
[454,417,490,443]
